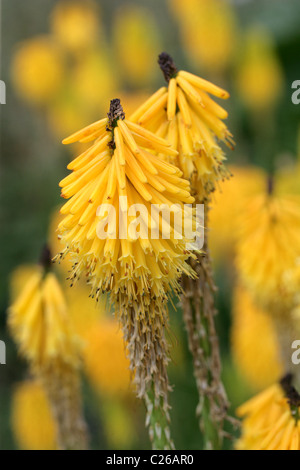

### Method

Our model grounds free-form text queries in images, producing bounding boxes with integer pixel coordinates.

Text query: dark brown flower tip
[280,373,300,408]
[158,52,178,83]
[39,244,52,271]
[107,99,125,129]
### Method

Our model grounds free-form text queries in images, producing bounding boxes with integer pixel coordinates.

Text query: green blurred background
[1,0,300,450]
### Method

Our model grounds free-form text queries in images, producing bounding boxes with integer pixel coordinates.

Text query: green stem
[145,388,174,450]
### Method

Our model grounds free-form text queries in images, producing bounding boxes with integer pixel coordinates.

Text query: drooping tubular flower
[236,375,300,450]
[236,189,300,314]
[8,247,88,450]
[130,52,234,201]
[56,99,197,449]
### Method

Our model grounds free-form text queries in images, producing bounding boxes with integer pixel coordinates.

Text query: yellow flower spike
[130,53,234,202]
[56,99,197,450]
[236,375,300,450]
[8,247,89,450]
[236,189,300,314]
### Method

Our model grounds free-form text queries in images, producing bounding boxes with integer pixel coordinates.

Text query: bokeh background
[1,0,300,450]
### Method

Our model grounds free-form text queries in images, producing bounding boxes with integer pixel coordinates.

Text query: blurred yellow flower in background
[83,318,132,397]
[236,27,283,112]
[11,36,65,106]
[169,0,238,75]
[113,6,161,86]
[231,285,283,391]
[12,381,56,451]
[50,0,101,54]
[209,165,267,264]
[72,50,119,114]
[236,193,300,313]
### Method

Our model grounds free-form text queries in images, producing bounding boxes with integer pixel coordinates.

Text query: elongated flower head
[236,375,300,450]
[56,98,196,306]
[56,99,196,448]
[231,286,283,391]
[236,190,300,313]
[130,53,234,201]
[8,249,81,372]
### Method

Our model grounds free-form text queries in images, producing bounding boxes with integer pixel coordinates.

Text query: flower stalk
[182,214,230,449]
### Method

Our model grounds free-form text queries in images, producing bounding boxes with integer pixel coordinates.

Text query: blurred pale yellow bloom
[72,50,119,113]
[51,0,101,54]
[236,28,283,112]
[209,165,267,264]
[11,36,65,106]
[231,286,283,391]
[113,6,161,86]
[236,378,300,450]
[83,318,132,397]
[169,0,238,74]
[12,381,56,451]
[236,193,300,313]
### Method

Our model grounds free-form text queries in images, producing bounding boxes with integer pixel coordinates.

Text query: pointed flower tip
[107,98,125,128]
[158,52,178,83]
